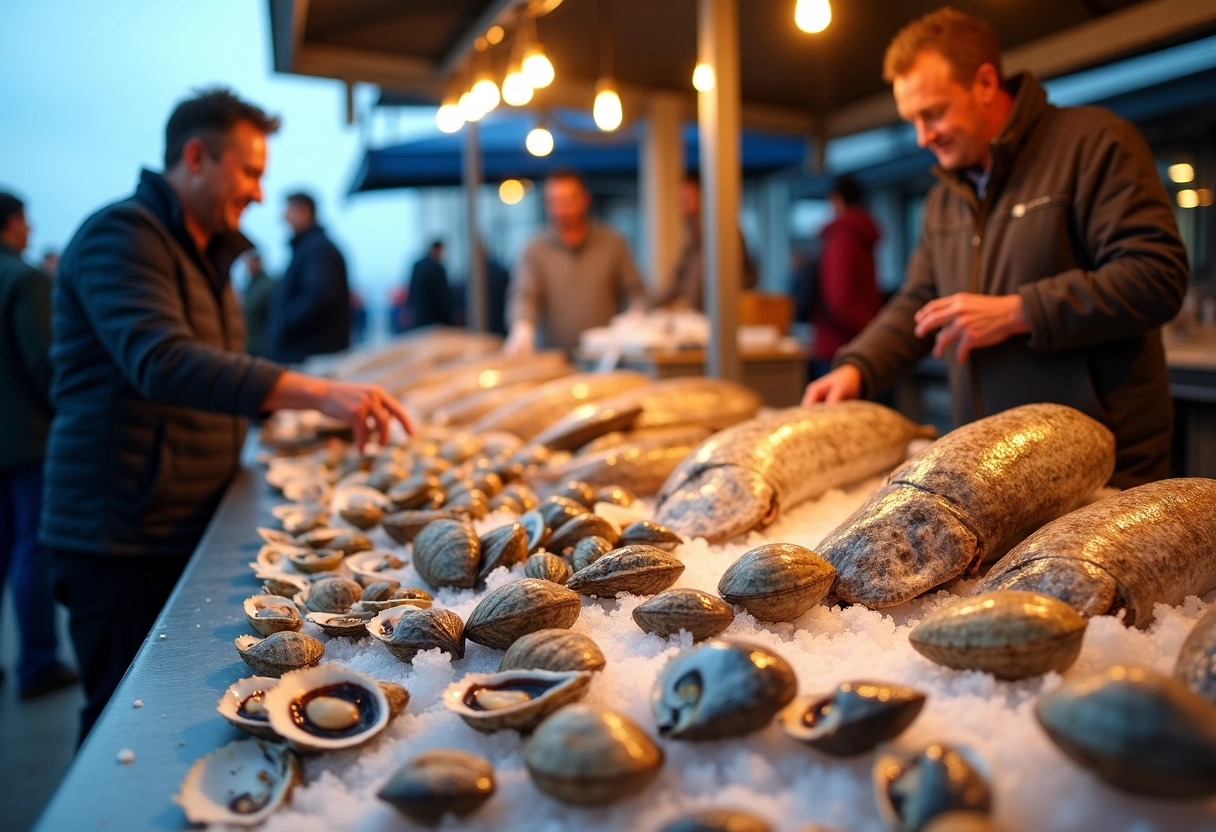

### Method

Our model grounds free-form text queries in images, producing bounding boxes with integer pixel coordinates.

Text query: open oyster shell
[443,669,592,733]
[216,676,281,740]
[263,664,394,752]
[305,610,374,639]
[174,738,301,826]
[243,595,303,636]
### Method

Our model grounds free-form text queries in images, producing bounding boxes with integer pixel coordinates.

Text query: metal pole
[641,92,684,295]
[462,121,488,332]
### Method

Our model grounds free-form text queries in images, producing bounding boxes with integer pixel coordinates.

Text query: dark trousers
[0,462,61,687]
[51,549,186,744]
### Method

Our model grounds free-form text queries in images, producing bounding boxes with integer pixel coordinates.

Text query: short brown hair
[164,87,280,169]
[883,7,1003,85]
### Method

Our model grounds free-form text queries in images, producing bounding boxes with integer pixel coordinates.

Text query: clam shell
[567,545,685,598]
[596,486,636,507]
[490,491,527,514]
[323,530,374,556]
[552,480,599,508]
[302,576,364,613]
[463,579,582,650]
[653,639,796,740]
[412,519,481,589]
[305,611,374,638]
[357,587,434,613]
[1174,604,1216,705]
[478,523,530,582]
[523,704,663,805]
[873,744,992,832]
[547,513,621,555]
[274,502,327,535]
[520,509,551,553]
[368,606,466,663]
[379,681,411,719]
[243,595,304,636]
[501,482,540,511]
[361,579,401,602]
[498,629,606,673]
[295,527,343,548]
[259,571,311,599]
[1034,665,1216,798]
[632,588,735,641]
[443,669,592,733]
[263,664,392,752]
[910,591,1087,680]
[338,503,384,530]
[659,809,772,832]
[524,553,572,585]
[235,631,324,677]
[779,681,926,756]
[618,520,683,551]
[174,738,301,826]
[345,549,407,584]
[378,749,496,824]
[446,487,490,519]
[717,543,835,622]
[571,535,615,572]
[538,495,588,530]
[381,508,468,545]
[216,676,281,740]
[387,473,444,510]
[287,547,344,574]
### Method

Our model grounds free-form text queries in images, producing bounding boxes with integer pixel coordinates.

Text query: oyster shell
[524,553,572,585]
[235,631,324,677]
[174,738,301,826]
[1034,665,1216,798]
[547,513,621,555]
[498,629,606,673]
[659,809,772,832]
[567,545,685,598]
[367,606,466,663]
[873,744,992,832]
[910,591,1087,680]
[264,664,394,752]
[477,522,529,583]
[463,579,582,650]
[618,519,683,551]
[779,681,927,755]
[653,639,796,740]
[443,669,592,733]
[301,576,363,613]
[717,543,836,622]
[412,518,481,589]
[243,595,303,636]
[632,588,735,641]
[571,535,615,572]
[378,749,496,824]
[523,704,663,805]
[216,676,281,739]
[305,611,374,638]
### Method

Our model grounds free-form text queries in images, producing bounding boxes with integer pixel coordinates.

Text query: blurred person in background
[239,248,274,358]
[42,88,410,741]
[265,191,351,363]
[0,191,79,700]
[40,247,60,280]
[403,238,454,330]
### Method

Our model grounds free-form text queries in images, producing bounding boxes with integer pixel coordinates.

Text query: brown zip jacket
[836,73,1189,488]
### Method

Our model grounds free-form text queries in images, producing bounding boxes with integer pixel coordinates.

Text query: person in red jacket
[808,176,884,378]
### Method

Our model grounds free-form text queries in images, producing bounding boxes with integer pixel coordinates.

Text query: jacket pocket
[132,420,172,516]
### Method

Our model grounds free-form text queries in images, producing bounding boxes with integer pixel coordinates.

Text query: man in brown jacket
[803,8,1188,488]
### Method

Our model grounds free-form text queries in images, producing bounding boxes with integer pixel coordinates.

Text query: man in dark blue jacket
[403,239,454,330]
[42,88,410,740]
[265,191,350,363]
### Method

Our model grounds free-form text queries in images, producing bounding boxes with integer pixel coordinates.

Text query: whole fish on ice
[472,371,650,441]
[529,433,709,496]
[821,403,1115,609]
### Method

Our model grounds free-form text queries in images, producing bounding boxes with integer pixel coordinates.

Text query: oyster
[499,629,606,673]
[1034,665,1216,798]
[411,518,481,589]
[216,676,281,739]
[523,704,663,805]
[287,547,344,574]
[632,588,735,641]
[243,595,303,636]
[873,744,992,832]
[443,669,592,733]
[477,522,529,583]
[305,611,375,639]
[368,606,466,663]
[659,809,772,832]
[779,681,926,755]
[717,543,836,622]
[235,631,324,677]
[567,545,685,598]
[463,579,582,650]
[547,513,621,555]
[653,639,796,740]
[264,664,395,752]
[300,576,363,613]
[571,535,615,572]
[525,553,572,585]
[174,738,301,826]
[378,749,496,824]
[618,519,683,551]
[910,591,1087,680]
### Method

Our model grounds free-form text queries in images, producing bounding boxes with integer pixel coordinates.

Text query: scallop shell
[412,518,481,589]
[873,744,992,832]
[216,676,281,740]
[235,631,324,677]
[524,553,572,585]
[779,681,926,756]
[378,749,496,824]
[367,606,466,663]
[243,595,303,636]
[717,543,836,623]
[632,588,735,641]
[463,579,582,650]
[566,545,685,598]
[263,664,393,752]
[443,669,592,733]
[498,629,606,673]
[174,738,301,826]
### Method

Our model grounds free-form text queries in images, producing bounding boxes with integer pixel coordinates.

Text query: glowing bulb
[1178,189,1199,209]
[593,80,622,131]
[435,100,463,133]
[486,25,504,45]
[526,125,554,156]
[692,63,715,92]
[502,67,533,106]
[795,0,832,33]
[499,179,525,205]
[458,90,484,122]
[523,46,555,88]
[471,73,500,114]
[1169,163,1195,183]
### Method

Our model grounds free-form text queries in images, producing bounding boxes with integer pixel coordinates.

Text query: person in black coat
[403,239,454,330]
[265,192,351,363]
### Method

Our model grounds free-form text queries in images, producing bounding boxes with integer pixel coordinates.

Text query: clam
[443,669,592,733]
[477,522,529,583]
[305,611,375,639]
[571,535,615,572]
[259,571,311,599]
[368,606,466,663]
[235,631,324,677]
[659,809,772,832]
[301,576,363,613]
[381,508,468,545]
[463,579,582,650]
[499,629,606,673]
[361,579,401,602]
[523,704,663,805]
[653,639,796,740]
[338,502,384,530]
[567,545,685,598]
[287,547,344,574]
[552,480,599,508]
[717,543,836,622]
[294,527,342,548]
[378,749,496,825]
[779,681,926,755]
[1034,665,1216,798]
[547,513,621,555]
[490,491,527,515]
[525,553,572,585]
[500,482,540,511]
[440,431,484,464]
[632,588,735,641]
[216,676,281,739]
[346,549,407,584]
[365,461,408,493]
[520,509,551,553]
[387,473,444,510]
[411,519,480,590]
[358,587,434,613]
[174,738,301,826]
[596,485,636,507]
[910,591,1087,680]
[379,680,411,719]
[281,475,330,503]
[445,487,490,519]
[873,744,992,832]
[273,502,327,535]
[257,526,297,547]
[618,520,683,551]
[512,444,552,469]
[538,495,588,530]
[1175,604,1216,704]
[243,595,303,636]
[264,664,394,752]
[318,529,373,556]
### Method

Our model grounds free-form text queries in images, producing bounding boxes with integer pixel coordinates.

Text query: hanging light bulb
[458,89,484,122]
[526,124,554,156]
[692,63,715,92]
[523,45,555,88]
[795,0,832,33]
[499,179,526,205]
[502,63,533,106]
[593,79,622,131]
[472,71,501,114]
[435,96,464,133]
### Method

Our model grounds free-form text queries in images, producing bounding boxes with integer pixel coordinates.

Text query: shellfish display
[377,749,497,824]
[174,738,301,826]
[263,665,400,752]
[442,668,592,733]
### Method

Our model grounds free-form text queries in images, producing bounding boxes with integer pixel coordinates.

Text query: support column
[641,92,685,294]
[462,122,487,332]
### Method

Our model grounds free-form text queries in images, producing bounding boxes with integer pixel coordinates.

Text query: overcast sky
[1,0,442,303]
